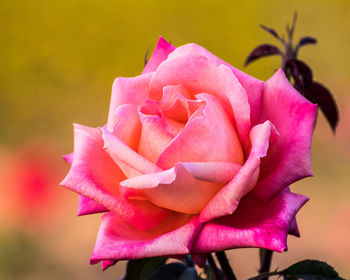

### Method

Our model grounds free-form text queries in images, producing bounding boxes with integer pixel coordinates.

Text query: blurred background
[0,0,349,279]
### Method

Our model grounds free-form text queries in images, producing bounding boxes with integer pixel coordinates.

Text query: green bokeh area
[1,0,349,148]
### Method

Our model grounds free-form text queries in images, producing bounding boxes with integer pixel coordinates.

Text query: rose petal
[289,216,300,237]
[101,127,162,177]
[107,104,148,178]
[62,152,74,164]
[193,189,309,253]
[61,124,124,198]
[90,212,201,262]
[62,145,107,215]
[199,121,277,222]
[102,260,117,271]
[60,124,170,230]
[167,43,264,126]
[143,36,176,74]
[77,195,107,216]
[160,85,202,123]
[74,105,142,216]
[150,55,251,148]
[252,69,318,200]
[138,107,180,163]
[111,104,142,151]
[158,93,244,169]
[191,254,207,268]
[120,162,241,214]
[137,87,203,163]
[107,72,154,131]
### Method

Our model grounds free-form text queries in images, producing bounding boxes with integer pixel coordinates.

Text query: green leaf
[123,257,167,280]
[281,260,345,280]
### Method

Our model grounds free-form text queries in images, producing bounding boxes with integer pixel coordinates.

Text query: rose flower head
[61,37,317,269]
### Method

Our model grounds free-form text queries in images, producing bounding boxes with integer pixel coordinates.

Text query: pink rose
[61,37,317,269]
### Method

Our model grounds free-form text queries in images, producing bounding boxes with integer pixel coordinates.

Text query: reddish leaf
[295,36,317,55]
[286,59,304,92]
[305,82,339,132]
[286,59,313,92]
[245,44,282,66]
[260,25,282,40]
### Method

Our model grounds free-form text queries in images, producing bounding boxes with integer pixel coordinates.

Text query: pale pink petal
[138,107,178,163]
[158,93,244,169]
[159,85,203,124]
[136,88,203,162]
[77,195,107,216]
[167,43,264,125]
[120,162,241,214]
[192,189,309,253]
[107,72,154,131]
[149,55,251,148]
[107,104,145,178]
[111,104,141,151]
[199,121,277,222]
[180,162,241,183]
[60,124,170,230]
[161,84,192,107]
[90,212,201,263]
[251,69,318,200]
[101,127,162,178]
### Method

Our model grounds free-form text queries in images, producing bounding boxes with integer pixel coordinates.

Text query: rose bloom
[61,37,317,269]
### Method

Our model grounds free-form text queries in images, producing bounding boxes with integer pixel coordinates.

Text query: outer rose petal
[167,43,264,126]
[102,260,117,271]
[158,93,244,169]
[90,212,202,263]
[192,189,309,253]
[199,121,278,222]
[78,195,107,216]
[62,152,107,215]
[107,72,154,131]
[252,69,318,200]
[62,152,74,164]
[191,254,207,268]
[289,217,300,237]
[60,124,170,230]
[149,55,251,148]
[60,124,123,201]
[120,162,241,214]
[143,36,176,74]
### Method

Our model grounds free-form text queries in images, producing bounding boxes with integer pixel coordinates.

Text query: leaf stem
[216,251,237,280]
[207,253,222,280]
[259,249,273,280]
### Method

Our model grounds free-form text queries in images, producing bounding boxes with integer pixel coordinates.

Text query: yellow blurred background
[0,0,349,279]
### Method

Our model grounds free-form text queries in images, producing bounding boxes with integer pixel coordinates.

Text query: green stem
[259,249,273,280]
[216,251,237,280]
[207,253,222,280]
